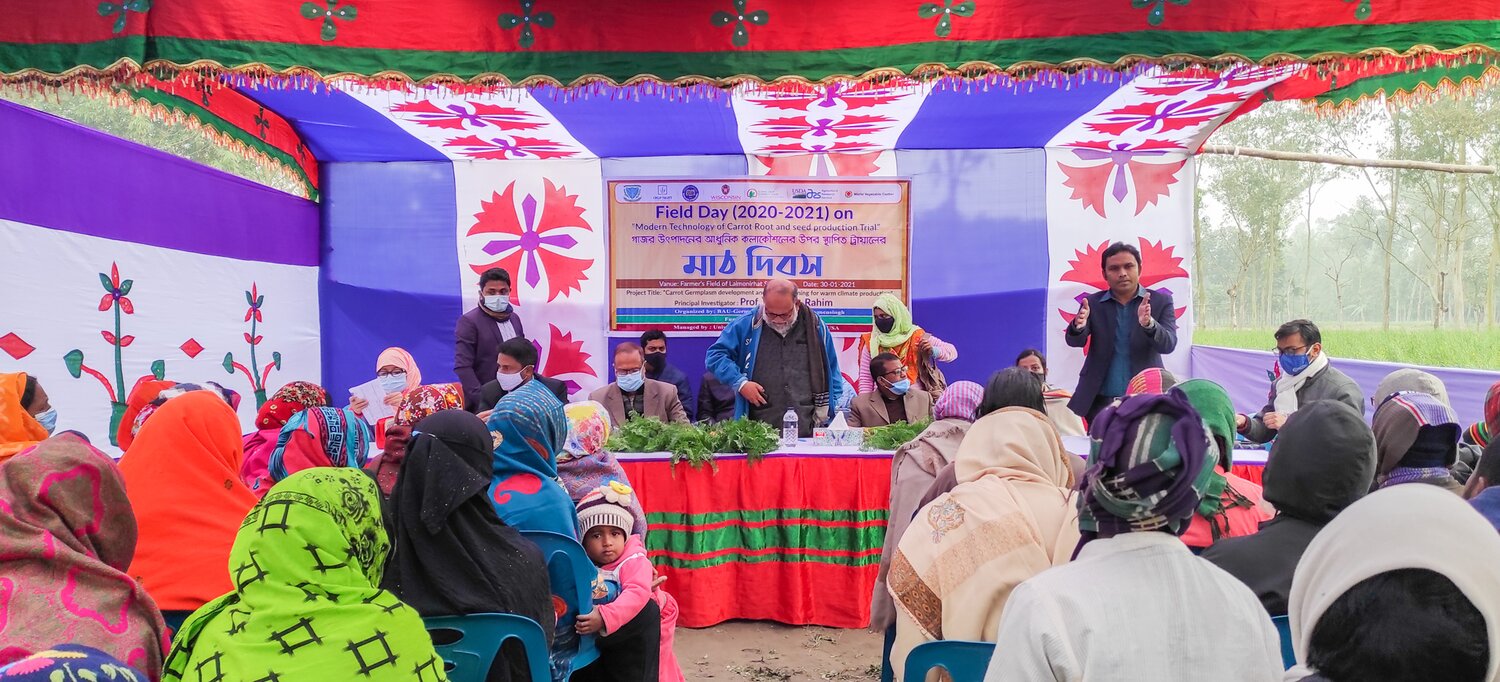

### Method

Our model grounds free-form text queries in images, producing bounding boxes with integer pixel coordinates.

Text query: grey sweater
[1242,364,1364,444]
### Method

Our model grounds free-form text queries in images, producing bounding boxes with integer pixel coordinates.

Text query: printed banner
[607,178,911,334]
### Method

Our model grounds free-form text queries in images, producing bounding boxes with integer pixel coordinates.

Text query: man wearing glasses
[847,353,934,427]
[705,278,844,437]
[1235,319,1364,444]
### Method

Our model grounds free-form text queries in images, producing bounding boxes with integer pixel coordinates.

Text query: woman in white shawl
[886,407,1079,680]
[1285,484,1500,681]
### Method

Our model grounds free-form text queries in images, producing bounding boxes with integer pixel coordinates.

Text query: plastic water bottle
[781,408,799,447]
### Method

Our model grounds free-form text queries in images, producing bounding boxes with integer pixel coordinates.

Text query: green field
[1194,327,1500,371]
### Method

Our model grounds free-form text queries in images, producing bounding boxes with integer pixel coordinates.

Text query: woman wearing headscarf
[1372,391,1464,493]
[116,378,174,452]
[0,372,50,461]
[557,400,646,535]
[1201,400,1377,616]
[870,380,983,635]
[0,436,167,676]
[244,406,371,497]
[367,383,465,497]
[119,391,259,626]
[1463,380,1500,450]
[1372,368,1482,482]
[350,346,423,424]
[383,410,553,682]
[487,379,577,538]
[855,294,957,400]
[889,407,1079,680]
[1283,485,1500,682]
[984,393,1282,682]
[0,646,146,681]
[163,468,446,682]
[1176,379,1275,550]
[241,381,330,490]
[123,382,244,449]
[1126,367,1179,397]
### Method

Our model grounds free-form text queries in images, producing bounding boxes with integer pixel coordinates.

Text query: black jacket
[1202,400,1376,615]
[697,371,736,424]
[467,375,569,413]
[647,362,696,422]
[1064,287,1178,416]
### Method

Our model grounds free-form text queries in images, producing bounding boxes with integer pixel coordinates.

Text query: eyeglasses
[376,369,407,377]
[1272,345,1308,356]
[765,309,795,322]
[881,367,908,379]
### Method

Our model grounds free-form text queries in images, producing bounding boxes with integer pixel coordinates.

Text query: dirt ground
[673,622,883,681]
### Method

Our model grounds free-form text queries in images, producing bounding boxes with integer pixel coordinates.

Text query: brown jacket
[847,389,933,428]
[590,378,690,428]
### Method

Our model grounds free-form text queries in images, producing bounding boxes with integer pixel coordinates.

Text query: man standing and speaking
[1065,241,1179,421]
[706,278,843,437]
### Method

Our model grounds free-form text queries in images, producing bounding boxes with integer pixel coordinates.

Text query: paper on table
[828,412,850,430]
[348,378,396,422]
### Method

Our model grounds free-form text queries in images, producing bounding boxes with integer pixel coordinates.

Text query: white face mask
[497,369,527,391]
[483,294,511,314]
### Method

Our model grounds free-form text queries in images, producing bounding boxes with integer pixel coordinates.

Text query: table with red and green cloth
[616,446,892,629]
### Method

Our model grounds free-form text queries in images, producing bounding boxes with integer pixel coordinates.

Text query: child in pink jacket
[574,483,684,682]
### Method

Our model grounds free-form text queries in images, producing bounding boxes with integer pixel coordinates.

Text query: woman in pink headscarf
[349,347,423,450]
[239,381,330,494]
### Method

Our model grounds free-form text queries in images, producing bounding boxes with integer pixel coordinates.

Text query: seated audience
[119,392,258,625]
[559,401,647,535]
[1202,400,1377,615]
[1373,391,1464,493]
[855,293,958,400]
[162,469,444,682]
[1283,485,1500,682]
[116,378,175,451]
[240,381,330,490]
[984,393,1282,681]
[366,383,464,497]
[1465,439,1500,532]
[487,379,579,538]
[889,407,1079,680]
[590,343,689,428]
[697,372,736,424]
[1176,379,1274,549]
[1466,380,1500,450]
[1126,367,1178,397]
[870,380,983,634]
[245,406,371,497]
[472,337,570,413]
[0,372,50,461]
[383,409,555,682]
[1016,349,1085,436]
[572,485,673,682]
[0,645,146,681]
[1236,320,1363,444]
[641,329,696,422]
[1374,368,1482,481]
[0,436,167,676]
[849,353,934,428]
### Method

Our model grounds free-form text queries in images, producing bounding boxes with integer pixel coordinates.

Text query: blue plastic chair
[1272,615,1296,669]
[521,530,600,674]
[425,613,552,682]
[904,640,996,682]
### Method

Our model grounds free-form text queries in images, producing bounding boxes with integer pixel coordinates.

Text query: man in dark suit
[468,337,569,414]
[455,268,527,408]
[640,329,695,421]
[1065,241,1179,421]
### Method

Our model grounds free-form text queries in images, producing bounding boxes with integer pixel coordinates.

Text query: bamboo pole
[1201,145,1497,175]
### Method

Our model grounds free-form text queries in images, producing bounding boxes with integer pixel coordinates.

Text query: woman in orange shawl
[0,435,168,676]
[118,391,258,626]
[0,372,50,461]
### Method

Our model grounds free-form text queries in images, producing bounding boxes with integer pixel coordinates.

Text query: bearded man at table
[706,278,843,438]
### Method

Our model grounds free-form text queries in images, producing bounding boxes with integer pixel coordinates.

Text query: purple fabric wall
[1192,345,1500,427]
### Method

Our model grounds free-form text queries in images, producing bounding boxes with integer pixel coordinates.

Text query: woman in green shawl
[855,293,958,400]
[1174,379,1273,550]
[163,468,447,682]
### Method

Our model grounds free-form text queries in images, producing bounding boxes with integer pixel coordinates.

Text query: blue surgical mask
[1278,351,1312,376]
[378,373,407,395]
[888,378,912,396]
[483,295,511,314]
[617,370,645,393]
[34,408,57,434]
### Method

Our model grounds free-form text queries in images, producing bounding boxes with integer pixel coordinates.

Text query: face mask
[887,378,912,396]
[378,373,407,394]
[1278,351,1313,376]
[875,317,895,334]
[1032,371,1047,383]
[34,408,57,434]
[483,295,511,314]
[617,370,645,393]
[644,352,666,373]
[497,369,527,391]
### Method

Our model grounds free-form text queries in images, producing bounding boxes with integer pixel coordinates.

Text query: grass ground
[1194,327,1500,370]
